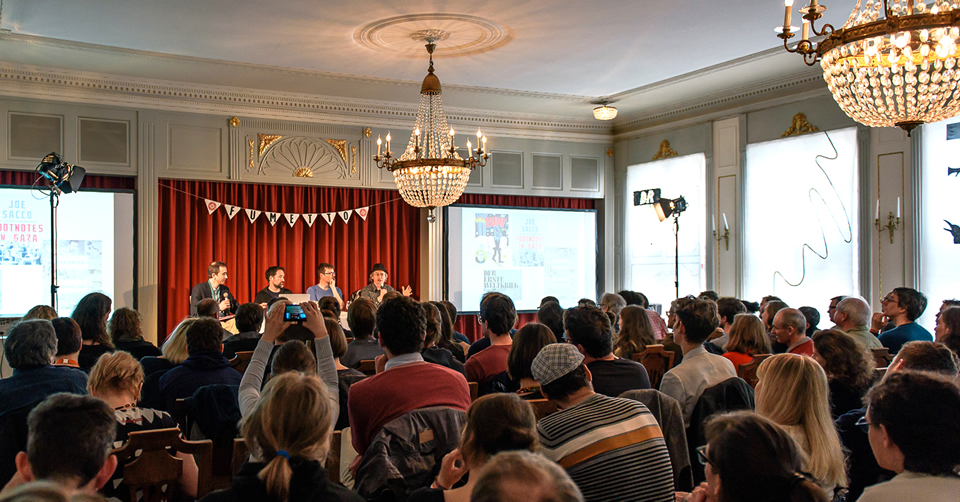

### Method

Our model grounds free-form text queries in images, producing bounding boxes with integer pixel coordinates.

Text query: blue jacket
[0,365,87,415]
[159,351,241,412]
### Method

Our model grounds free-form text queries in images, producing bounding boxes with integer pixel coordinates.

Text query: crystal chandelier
[593,101,619,120]
[777,0,960,134]
[374,37,489,210]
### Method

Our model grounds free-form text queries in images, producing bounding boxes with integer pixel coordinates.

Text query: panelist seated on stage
[356,263,412,308]
[307,262,344,310]
[190,261,237,317]
[253,266,292,308]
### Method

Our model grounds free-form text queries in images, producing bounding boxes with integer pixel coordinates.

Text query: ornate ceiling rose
[354,14,511,57]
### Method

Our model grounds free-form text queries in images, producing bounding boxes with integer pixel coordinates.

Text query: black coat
[201,460,362,502]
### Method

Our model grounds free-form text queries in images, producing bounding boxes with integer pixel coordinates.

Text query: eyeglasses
[323,271,336,277]
[854,415,876,433]
[880,295,896,303]
[696,445,710,465]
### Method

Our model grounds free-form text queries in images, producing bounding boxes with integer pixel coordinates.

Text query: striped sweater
[538,393,675,502]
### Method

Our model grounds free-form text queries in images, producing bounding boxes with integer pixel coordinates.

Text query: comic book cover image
[474,213,510,265]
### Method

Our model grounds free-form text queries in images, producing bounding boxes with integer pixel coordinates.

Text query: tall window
[920,120,960,329]
[624,154,706,308]
[743,127,859,312]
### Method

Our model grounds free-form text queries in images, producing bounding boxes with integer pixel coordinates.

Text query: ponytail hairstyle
[705,411,829,502]
[240,372,333,502]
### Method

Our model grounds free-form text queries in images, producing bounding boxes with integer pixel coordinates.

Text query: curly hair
[613,305,655,359]
[107,307,143,344]
[812,329,875,390]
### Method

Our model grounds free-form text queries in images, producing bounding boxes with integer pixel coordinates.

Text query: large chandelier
[374,36,489,210]
[778,0,960,134]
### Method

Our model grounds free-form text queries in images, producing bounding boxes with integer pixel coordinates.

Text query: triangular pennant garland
[321,212,336,226]
[265,212,281,226]
[203,199,221,215]
[224,204,241,220]
[284,213,300,228]
[355,206,369,220]
[302,213,318,227]
[245,209,262,223]
[339,210,353,223]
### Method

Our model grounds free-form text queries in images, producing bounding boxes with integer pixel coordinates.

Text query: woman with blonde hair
[139,317,197,377]
[87,351,198,500]
[722,314,772,368]
[201,372,361,502]
[756,354,847,497]
[613,305,656,360]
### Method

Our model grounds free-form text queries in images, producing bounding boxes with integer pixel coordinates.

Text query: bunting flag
[224,204,241,220]
[339,209,353,223]
[245,209,261,223]
[204,199,221,215]
[302,213,318,227]
[265,212,281,226]
[321,212,336,226]
[284,213,300,227]
[355,206,369,220]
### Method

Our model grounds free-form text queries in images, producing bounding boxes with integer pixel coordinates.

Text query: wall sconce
[713,213,730,251]
[874,197,901,245]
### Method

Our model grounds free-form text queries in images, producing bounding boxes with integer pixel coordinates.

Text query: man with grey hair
[471,450,583,502]
[835,297,883,350]
[771,308,814,356]
[0,320,87,415]
[598,292,626,317]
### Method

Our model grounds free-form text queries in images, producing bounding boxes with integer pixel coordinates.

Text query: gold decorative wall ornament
[258,137,348,179]
[606,148,614,158]
[229,116,240,128]
[363,127,372,138]
[248,139,256,171]
[781,113,820,137]
[293,167,315,178]
[351,144,357,173]
[325,139,348,162]
[652,140,679,161]
[259,134,283,157]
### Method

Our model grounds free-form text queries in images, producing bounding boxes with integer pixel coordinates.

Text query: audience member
[0,480,105,502]
[50,318,82,369]
[4,394,117,497]
[565,305,650,397]
[421,302,465,374]
[141,318,195,375]
[681,411,828,502]
[87,351,198,500]
[771,308,814,356]
[222,303,263,359]
[408,393,539,502]
[71,293,115,371]
[21,305,57,322]
[0,320,88,415]
[253,266,292,307]
[323,316,365,431]
[202,372,362,502]
[465,294,516,388]
[238,301,336,419]
[698,290,719,302]
[540,296,560,307]
[576,298,597,308]
[429,301,466,363]
[536,301,565,342]
[834,297,883,349]
[158,318,242,411]
[612,305,656,360]
[721,313,771,369]
[495,323,556,399]
[660,298,736,427]
[341,298,383,368]
[799,306,821,337]
[107,308,160,360]
[533,343,674,502]
[759,295,783,315]
[598,292,626,326]
[713,298,746,350]
[762,300,788,352]
[470,450,583,502]
[194,299,233,342]
[307,262,344,310]
[812,329,875,418]
[934,305,960,356]
[662,296,697,366]
[858,371,960,502]
[872,287,933,354]
[347,296,470,456]
[755,354,846,496]
[827,295,847,328]
[439,300,471,344]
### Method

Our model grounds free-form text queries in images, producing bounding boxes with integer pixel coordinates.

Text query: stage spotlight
[37,152,85,194]
[654,196,687,222]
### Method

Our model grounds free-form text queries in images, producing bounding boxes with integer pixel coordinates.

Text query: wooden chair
[172,399,188,434]
[468,382,479,402]
[231,438,248,478]
[874,366,887,381]
[111,427,214,501]
[872,347,894,368]
[229,351,254,374]
[526,399,558,420]
[737,354,771,388]
[325,430,341,484]
[357,359,377,376]
[632,345,676,389]
[458,341,471,356]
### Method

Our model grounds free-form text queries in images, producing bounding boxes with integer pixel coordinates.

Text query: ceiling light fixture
[374,35,489,213]
[777,0,960,135]
[593,100,619,120]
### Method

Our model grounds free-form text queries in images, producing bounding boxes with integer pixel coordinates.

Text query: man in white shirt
[659,298,737,427]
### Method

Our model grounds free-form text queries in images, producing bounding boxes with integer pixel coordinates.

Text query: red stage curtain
[452,194,596,342]
[0,170,135,190]
[158,180,421,340]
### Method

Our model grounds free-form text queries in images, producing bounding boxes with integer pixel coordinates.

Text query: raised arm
[238,301,288,417]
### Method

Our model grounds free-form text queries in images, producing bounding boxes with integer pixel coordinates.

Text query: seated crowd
[0,285,958,502]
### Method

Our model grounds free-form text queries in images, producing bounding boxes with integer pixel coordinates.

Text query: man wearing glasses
[871,287,933,354]
[308,262,344,309]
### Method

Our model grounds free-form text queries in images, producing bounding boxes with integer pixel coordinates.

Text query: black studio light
[654,196,687,222]
[37,152,86,194]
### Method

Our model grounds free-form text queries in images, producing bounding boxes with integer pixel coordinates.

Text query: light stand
[35,153,85,310]
[654,196,687,300]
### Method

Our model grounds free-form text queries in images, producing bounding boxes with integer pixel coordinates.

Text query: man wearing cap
[533,343,675,502]
[357,263,413,307]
